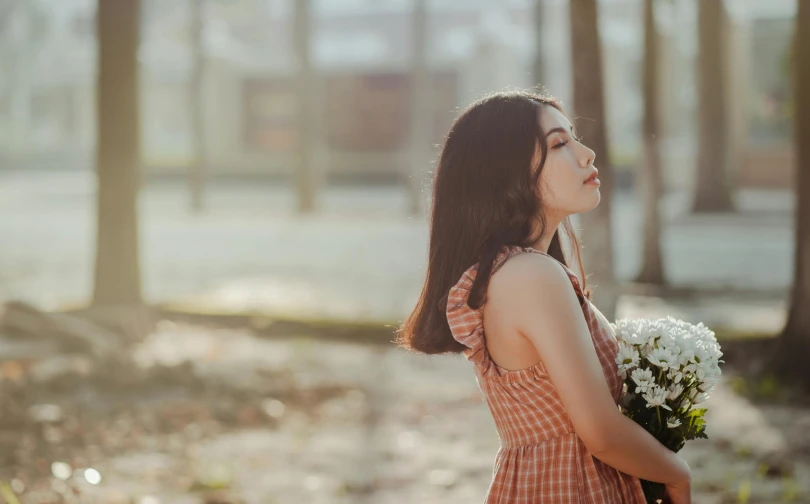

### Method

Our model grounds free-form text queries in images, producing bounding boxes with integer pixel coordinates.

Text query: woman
[396,91,691,503]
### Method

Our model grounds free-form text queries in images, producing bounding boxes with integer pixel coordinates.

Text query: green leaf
[686,408,708,418]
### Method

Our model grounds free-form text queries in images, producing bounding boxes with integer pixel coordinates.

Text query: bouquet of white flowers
[611,316,724,503]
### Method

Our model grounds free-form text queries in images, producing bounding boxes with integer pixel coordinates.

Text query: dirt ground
[1,321,809,504]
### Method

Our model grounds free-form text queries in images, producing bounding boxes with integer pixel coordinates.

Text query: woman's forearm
[590,411,691,485]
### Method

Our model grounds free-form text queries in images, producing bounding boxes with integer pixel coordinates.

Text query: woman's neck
[530,214,564,253]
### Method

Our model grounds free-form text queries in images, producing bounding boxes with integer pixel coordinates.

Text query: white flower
[678,348,696,367]
[701,362,722,381]
[614,319,660,349]
[643,385,672,411]
[642,326,662,349]
[698,366,722,392]
[694,345,713,365]
[693,392,711,404]
[616,346,640,374]
[625,331,647,347]
[647,348,677,370]
[614,316,723,412]
[631,368,655,394]
[667,383,685,402]
[666,416,682,429]
[667,368,684,384]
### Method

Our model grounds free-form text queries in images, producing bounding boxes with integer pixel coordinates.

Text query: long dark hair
[396,90,592,355]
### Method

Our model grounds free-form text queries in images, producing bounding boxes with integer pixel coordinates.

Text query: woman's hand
[664,478,691,504]
[663,459,692,504]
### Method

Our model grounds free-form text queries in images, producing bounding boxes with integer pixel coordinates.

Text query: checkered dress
[446,245,647,503]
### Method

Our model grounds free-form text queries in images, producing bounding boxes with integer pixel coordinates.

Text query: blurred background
[0,0,808,503]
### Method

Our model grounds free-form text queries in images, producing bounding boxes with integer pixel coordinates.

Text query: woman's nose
[580,145,596,168]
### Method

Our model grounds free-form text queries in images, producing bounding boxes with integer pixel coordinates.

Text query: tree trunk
[569,0,617,318]
[533,0,545,87]
[294,0,317,213]
[692,0,735,213]
[92,0,142,307]
[763,0,810,388]
[188,0,206,213]
[406,0,429,216]
[7,2,33,151]
[635,0,666,285]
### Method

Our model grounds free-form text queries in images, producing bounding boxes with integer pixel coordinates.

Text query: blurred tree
[188,0,206,213]
[635,0,666,285]
[569,0,617,318]
[775,39,795,141]
[294,0,317,213]
[764,0,810,387]
[92,0,143,307]
[406,0,429,216]
[533,0,545,86]
[692,0,735,213]
[0,0,49,150]
[0,1,12,22]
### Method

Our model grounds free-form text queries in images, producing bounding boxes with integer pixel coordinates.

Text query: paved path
[45,324,810,503]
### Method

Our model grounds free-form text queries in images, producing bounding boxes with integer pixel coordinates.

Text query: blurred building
[0,0,798,190]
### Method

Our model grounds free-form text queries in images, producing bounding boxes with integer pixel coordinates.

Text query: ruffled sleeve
[445,247,524,376]
[445,265,493,376]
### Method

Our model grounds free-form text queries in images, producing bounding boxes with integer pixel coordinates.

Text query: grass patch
[712,327,777,341]
[156,305,399,346]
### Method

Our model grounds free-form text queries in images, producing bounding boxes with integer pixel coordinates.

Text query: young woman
[397,91,692,503]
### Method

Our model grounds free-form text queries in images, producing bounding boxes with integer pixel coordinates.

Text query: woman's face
[534,105,600,218]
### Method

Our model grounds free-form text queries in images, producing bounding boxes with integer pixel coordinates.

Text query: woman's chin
[586,190,601,210]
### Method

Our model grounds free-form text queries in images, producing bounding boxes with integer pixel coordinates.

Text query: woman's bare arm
[489,254,690,485]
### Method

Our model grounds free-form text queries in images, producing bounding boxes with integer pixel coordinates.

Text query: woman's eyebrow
[544,125,577,137]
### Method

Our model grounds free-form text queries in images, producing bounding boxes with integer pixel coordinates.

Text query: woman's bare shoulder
[489,251,572,300]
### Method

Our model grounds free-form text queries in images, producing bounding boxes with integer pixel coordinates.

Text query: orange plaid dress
[446,245,647,503]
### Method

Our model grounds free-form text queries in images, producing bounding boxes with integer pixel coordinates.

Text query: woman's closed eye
[552,134,582,149]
